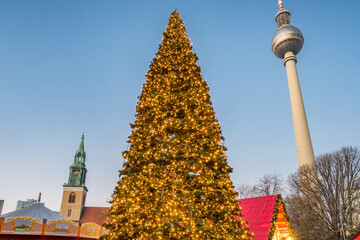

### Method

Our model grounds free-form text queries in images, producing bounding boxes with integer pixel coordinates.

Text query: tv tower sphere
[271,3,304,59]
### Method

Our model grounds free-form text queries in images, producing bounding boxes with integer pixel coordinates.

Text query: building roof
[80,207,109,226]
[0,203,66,221]
[238,195,294,240]
[239,195,278,240]
[354,232,360,240]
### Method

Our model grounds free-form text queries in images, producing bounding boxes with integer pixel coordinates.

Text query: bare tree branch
[287,146,360,240]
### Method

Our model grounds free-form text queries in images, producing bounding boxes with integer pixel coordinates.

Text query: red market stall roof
[354,232,360,240]
[238,195,295,240]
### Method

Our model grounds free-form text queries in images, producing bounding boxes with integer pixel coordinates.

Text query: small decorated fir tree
[103,10,250,240]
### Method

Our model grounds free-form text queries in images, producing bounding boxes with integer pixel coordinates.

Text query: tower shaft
[284,51,315,167]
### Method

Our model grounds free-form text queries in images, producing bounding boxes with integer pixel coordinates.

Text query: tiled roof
[238,195,278,240]
[80,207,109,226]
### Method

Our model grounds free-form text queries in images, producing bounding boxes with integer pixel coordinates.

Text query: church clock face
[74,171,79,175]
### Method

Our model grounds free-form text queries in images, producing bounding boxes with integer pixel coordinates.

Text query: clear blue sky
[0,0,359,214]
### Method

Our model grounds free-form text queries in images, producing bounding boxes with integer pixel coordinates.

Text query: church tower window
[68,192,76,203]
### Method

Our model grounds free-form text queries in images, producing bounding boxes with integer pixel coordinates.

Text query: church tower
[60,133,88,221]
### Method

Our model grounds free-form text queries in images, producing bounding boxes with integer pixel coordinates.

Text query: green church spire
[74,133,86,164]
[64,133,87,189]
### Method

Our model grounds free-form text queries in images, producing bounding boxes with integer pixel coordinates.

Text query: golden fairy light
[102,10,251,240]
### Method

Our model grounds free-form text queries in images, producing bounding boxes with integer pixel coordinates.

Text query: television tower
[271,0,316,168]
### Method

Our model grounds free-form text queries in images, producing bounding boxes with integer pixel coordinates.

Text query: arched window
[68,192,76,203]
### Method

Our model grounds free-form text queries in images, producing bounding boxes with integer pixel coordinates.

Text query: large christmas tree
[103,10,250,240]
